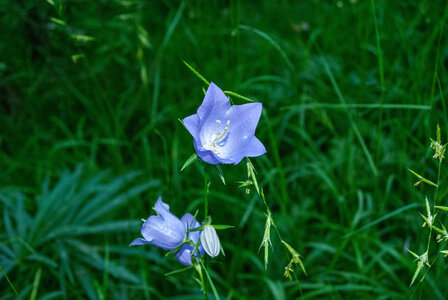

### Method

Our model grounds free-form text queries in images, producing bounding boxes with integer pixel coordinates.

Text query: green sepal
[215,164,226,185]
[181,153,198,171]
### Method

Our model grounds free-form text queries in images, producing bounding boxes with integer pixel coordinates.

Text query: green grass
[1,0,448,299]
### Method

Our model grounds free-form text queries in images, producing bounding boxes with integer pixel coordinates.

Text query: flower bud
[200,225,221,258]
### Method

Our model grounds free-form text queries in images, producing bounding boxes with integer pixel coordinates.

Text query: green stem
[203,164,209,219]
[0,265,21,300]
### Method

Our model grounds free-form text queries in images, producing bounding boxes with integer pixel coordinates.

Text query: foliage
[0,166,160,299]
[1,0,448,298]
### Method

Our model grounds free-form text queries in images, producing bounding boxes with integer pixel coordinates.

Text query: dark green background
[1,0,448,299]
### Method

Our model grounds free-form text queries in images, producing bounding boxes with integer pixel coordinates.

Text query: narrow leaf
[182,60,209,86]
[408,169,437,187]
[181,153,198,171]
[215,164,226,185]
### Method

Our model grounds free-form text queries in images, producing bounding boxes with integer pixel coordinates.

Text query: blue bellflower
[183,82,266,165]
[130,197,203,265]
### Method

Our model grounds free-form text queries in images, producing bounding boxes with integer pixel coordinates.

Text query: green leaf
[164,266,193,277]
[215,164,226,185]
[212,224,235,230]
[435,205,448,211]
[181,153,198,171]
[224,91,254,103]
[199,260,221,300]
[425,197,431,217]
[50,17,65,26]
[182,60,209,86]
[410,262,423,286]
[70,34,95,42]
[408,169,438,187]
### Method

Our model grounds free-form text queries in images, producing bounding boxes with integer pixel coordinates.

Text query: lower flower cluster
[129,196,220,266]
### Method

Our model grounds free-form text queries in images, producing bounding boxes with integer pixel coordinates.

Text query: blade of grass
[238,24,294,70]
[343,202,421,239]
[319,53,378,176]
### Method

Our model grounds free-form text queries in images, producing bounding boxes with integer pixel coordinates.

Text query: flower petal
[194,140,221,165]
[226,102,263,138]
[196,82,230,121]
[181,213,202,244]
[139,197,186,250]
[175,244,195,266]
[183,114,201,142]
[129,238,152,246]
[175,213,204,266]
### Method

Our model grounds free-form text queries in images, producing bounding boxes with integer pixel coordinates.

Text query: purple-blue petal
[183,82,266,165]
[180,213,201,244]
[129,238,152,247]
[183,114,201,142]
[175,244,196,266]
[196,82,230,121]
[138,197,186,250]
[226,102,263,137]
[193,140,221,165]
[174,213,204,265]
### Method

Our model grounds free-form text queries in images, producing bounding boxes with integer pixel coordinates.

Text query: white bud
[200,225,221,258]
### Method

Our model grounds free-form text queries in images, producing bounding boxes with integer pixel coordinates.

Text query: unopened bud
[200,225,221,258]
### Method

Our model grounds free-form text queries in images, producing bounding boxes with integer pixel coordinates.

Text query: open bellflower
[129,197,203,265]
[183,82,266,165]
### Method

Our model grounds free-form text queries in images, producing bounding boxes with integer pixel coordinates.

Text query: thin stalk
[203,164,209,219]
[0,265,21,300]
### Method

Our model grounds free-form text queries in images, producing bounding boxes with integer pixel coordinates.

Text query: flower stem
[203,163,209,219]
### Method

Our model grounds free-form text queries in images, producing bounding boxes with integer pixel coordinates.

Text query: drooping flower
[183,82,266,165]
[200,225,221,258]
[129,197,186,250]
[129,197,204,266]
[175,213,205,266]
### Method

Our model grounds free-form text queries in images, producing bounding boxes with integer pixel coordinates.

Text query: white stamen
[205,120,230,154]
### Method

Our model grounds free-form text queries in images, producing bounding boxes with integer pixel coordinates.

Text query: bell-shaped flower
[175,213,205,266]
[129,197,186,250]
[183,82,266,165]
[200,225,221,258]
